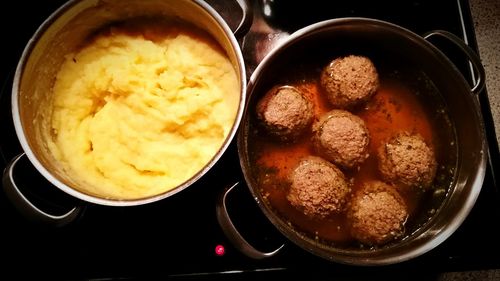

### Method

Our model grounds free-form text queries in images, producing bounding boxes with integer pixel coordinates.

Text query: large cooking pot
[2,0,251,226]
[217,18,487,265]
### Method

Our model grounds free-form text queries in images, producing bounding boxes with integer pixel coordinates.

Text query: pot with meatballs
[218,18,487,266]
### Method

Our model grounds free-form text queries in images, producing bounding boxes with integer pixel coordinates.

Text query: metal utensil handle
[216,182,284,259]
[2,153,84,227]
[233,0,253,39]
[423,30,485,95]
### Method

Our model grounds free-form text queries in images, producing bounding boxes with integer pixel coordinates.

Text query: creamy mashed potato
[48,25,239,200]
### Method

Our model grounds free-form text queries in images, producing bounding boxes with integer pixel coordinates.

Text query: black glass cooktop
[1,0,499,280]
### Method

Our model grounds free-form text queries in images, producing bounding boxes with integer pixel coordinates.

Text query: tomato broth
[247,60,457,248]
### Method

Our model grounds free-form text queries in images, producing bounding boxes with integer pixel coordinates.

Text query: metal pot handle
[216,182,284,259]
[423,30,485,95]
[233,0,253,39]
[2,153,84,227]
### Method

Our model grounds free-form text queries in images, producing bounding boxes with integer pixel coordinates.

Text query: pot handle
[216,182,284,259]
[423,30,485,95]
[233,0,253,39]
[2,153,84,227]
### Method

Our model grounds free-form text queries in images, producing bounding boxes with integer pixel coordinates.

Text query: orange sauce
[249,73,453,246]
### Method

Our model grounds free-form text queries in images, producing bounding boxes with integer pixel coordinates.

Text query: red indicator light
[215,244,225,256]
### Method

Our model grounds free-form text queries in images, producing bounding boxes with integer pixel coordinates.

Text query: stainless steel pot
[3,0,251,226]
[217,18,487,265]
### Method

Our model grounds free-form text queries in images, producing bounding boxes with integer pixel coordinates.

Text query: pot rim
[12,0,247,206]
[241,17,488,265]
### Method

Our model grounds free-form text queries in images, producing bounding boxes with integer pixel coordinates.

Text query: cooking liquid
[249,70,455,247]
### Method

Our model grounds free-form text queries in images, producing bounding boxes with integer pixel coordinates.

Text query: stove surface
[1,0,499,280]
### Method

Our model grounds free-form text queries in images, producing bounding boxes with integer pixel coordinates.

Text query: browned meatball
[256,85,314,141]
[347,181,408,246]
[377,132,437,189]
[320,55,379,108]
[287,156,351,218]
[313,110,370,169]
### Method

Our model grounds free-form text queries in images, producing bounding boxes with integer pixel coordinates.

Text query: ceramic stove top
[1,0,499,280]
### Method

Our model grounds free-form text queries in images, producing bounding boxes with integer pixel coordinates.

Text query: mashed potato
[48,26,239,200]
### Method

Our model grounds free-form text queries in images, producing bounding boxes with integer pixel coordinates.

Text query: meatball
[313,110,370,169]
[347,181,408,246]
[287,156,351,218]
[320,55,379,108]
[377,132,437,189]
[256,85,314,141]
